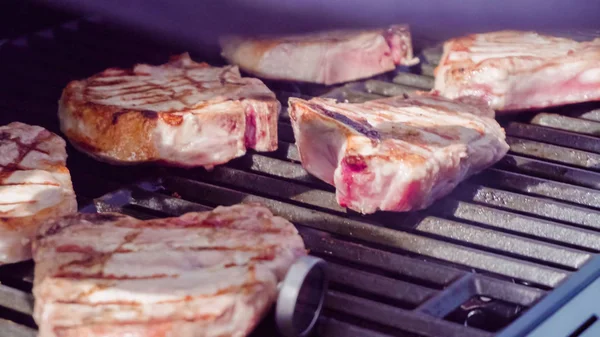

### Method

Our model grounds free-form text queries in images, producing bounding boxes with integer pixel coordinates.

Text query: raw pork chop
[59,53,280,169]
[33,204,306,337]
[434,30,600,112]
[288,95,509,214]
[220,25,419,85]
[0,122,76,264]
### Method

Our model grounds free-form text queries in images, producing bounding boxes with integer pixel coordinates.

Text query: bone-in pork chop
[0,122,77,264]
[33,204,306,337]
[58,53,280,169]
[288,94,509,214]
[220,25,419,85]
[434,30,600,112]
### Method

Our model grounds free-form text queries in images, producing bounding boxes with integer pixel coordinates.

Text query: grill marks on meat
[0,122,77,265]
[59,53,280,168]
[220,25,419,85]
[84,62,237,111]
[33,204,306,337]
[307,103,381,142]
[434,31,600,111]
[288,95,508,214]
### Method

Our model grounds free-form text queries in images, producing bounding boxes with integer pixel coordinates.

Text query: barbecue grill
[1,11,600,337]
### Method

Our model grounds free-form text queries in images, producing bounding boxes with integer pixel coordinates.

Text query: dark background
[3,0,600,56]
[0,0,77,40]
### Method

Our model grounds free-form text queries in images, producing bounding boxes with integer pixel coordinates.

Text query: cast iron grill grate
[0,18,599,337]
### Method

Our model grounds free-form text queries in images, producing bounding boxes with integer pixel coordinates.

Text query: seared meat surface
[59,53,280,169]
[221,25,419,85]
[33,204,306,337]
[434,30,600,112]
[0,122,76,265]
[289,95,508,214]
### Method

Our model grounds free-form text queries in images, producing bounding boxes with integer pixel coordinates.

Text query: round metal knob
[276,256,328,337]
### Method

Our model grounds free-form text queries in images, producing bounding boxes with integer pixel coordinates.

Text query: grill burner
[0,19,599,337]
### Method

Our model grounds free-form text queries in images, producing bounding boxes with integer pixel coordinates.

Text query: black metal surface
[497,255,600,337]
[0,18,599,337]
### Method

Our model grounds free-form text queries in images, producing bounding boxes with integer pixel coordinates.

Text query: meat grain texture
[289,94,509,214]
[221,25,419,85]
[434,30,600,112]
[33,204,307,337]
[0,122,77,265]
[59,53,280,169]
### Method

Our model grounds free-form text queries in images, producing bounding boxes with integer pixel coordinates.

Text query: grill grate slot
[506,137,600,170]
[431,198,600,252]
[326,262,436,309]
[1,18,599,336]
[495,154,600,190]
[326,291,492,337]
[475,168,600,211]
[450,184,600,231]
[316,317,403,337]
[506,122,600,155]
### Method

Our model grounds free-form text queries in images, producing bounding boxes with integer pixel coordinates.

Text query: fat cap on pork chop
[220,25,419,85]
[288,94,509,214]
[0,122,77,265]
[33,203,307,337]
[58,53,280,169]
[434,30,600,112]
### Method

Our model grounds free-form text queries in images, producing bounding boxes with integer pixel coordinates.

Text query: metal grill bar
[495,154,600,190]
[316,318,399,337]
[325,291,492,337]
[299,234,464,287]
[431,198,600,251]
[0,319,35,337]
[451,184,600,231]
[506,122,600,154]
[413,217,589,270]
[326,263,437,308]
[532,113,600,136]
[475,168,600,211]
[416,274,476,317]
[573,109,600,122]
[506,137,600,170]
[0,286,32,317]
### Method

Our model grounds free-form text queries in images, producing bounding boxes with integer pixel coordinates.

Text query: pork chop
[58,53,280,169]
[220,25,419,85]
[0,122,77,265]
[434,30,600,112]
[33,204,307,337]
[288,95,509,214]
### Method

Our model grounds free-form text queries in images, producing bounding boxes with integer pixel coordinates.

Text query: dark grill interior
[1,18,600,337]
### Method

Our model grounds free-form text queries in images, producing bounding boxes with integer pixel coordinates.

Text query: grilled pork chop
[434,30,600,111]
[220,25,419,85]
[289,95,509,214]
[33,204,306,337]
[0,122,77,264]
[59,53,280,169]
